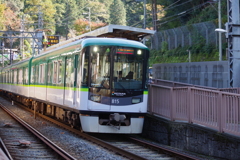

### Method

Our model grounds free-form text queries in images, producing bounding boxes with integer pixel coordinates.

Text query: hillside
[149,0,228,66]
[0,0,227,65]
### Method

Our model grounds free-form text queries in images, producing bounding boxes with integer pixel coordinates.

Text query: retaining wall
[142,114,240,160]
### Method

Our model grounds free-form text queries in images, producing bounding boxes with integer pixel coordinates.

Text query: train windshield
[113,47,143,90]
[88,45,147,104]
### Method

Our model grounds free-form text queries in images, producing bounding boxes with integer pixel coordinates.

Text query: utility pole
[1,41,4,67]
[218,0,222,61]
[151,0,157,31]
[89,7,91,31]
[143,0,146,29]
[227,0,240,87]
[20,15,25,59]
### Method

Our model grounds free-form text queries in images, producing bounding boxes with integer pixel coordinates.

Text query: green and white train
[0,37,150,134]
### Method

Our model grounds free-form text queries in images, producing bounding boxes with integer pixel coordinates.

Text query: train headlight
[137,50,142,55]
[91,95,101,102]
[93,46,98,52]
[132,98,141,104]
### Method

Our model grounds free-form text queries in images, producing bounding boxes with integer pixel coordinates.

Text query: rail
[148,79,240,137]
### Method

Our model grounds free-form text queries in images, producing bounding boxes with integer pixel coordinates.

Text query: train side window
[3,72,5,83]
[25,68,28,84]
[47,62,52,84]
[80,52,88,86]
[10,70,13,83]
[18,69,23,84]
[39,64,45,84]
[6,72,8,83]
[13,70,17,84]
[5,72,8,83]
[65,58,73,87]
[53,60,62,84]
[53,61,57,83]
[4,72,6,83]
[35,65,39,84]
[31,66,35,84]
[58,60,62,83]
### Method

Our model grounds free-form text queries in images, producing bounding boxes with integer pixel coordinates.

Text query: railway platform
[144,79,240,159]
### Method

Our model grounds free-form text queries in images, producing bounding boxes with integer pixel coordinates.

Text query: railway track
[90,134,203,160]
[0,97,203,160]
[0,103,76,160]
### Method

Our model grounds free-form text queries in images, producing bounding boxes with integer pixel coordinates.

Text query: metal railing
[148,79,240,137]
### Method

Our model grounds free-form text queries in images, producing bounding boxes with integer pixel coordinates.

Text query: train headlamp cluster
[132,98,141,104]
[91,95,101,102]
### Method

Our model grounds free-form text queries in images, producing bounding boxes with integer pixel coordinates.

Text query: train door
[63,55,78,107]
[88,47,111,110]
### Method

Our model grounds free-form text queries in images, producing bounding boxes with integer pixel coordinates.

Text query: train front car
[79,38,149,133]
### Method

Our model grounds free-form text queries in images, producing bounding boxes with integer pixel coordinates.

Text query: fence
[148,79,240,137]
[152,21,218,50]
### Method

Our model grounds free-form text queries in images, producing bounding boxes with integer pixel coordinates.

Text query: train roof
[81,38,149,49]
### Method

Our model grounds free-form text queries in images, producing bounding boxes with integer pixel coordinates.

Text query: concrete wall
[142,114,240,159]
[152,61,229,88]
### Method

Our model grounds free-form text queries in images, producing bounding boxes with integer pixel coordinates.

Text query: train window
[58,60,62,83]
[53,61,57,83]
[13,70,17,84]
[3,72,5,83]
[39,64,45,84]
[113,50,143,90]
[90,50,110,88]
[65,58,73,87]
[80,52,88,86]
[10,71,13,83]
[53,60,62,84]
[35,65,39,84]
[8,72,10,83]
[18,69,23,84]
[5,72,6,83]
[47,62,52,83]
[31,66,35,84]
[25,68,28,84]
[6,72,8,83]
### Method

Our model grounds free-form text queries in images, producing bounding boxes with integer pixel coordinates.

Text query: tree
[109,0,126,25]
[4,0,24,12]
[24,0,56,34]
[54,0,78,39]
[4,6,20,30]
[74,19,106,35]
[0,4,6,30]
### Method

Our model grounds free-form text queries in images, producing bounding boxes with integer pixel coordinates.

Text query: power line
[156,1,210,25]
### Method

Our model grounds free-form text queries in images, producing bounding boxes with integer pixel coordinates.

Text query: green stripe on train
[2,83,89,92]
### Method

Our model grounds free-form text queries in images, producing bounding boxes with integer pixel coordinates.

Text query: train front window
[89,46,111,98]
[113,47,143,90]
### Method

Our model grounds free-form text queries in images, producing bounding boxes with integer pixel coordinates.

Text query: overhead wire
[156,1,211,26]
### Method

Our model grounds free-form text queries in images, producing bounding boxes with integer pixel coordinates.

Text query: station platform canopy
[43,25,155,53]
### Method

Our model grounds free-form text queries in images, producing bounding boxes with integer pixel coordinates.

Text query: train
[0,36,151,134]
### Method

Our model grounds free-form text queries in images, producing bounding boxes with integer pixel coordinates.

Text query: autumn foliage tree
[0,3,20,30]
[74,19,106,35]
